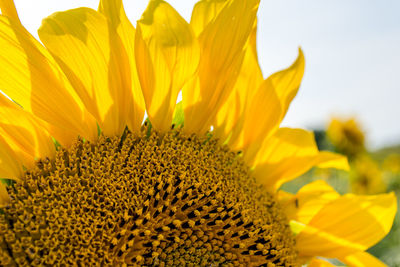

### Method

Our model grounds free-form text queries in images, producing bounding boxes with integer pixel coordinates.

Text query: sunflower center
[0,128,297,266]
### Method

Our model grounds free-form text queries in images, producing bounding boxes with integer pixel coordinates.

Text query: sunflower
[383,153,400,174]
[0,0,397,266]
[350,155,387,195]
[327,118,366,158]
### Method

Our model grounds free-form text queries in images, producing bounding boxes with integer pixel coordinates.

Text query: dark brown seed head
[0,128,297,266]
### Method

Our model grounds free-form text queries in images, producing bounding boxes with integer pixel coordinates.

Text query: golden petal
[0,15,97,145]
[98,0,145,132]
[136,0,200,131]
[296,192,397,258]
[183,0,259,134]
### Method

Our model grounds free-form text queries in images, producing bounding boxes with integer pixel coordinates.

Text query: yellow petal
[0,181,10,207]
[276,190,295,208]
[315,151,350,170]
[136,0,200,131]
[229,78,281,160]
[308,258,336,267]
[98,0,145,132]
[0,136,24,180]
[183,0,259,134]
[296,192,397,258]
[294,181,340,225]
[253,128,348,191]
[341,251,388,267]
[0,15,97,145]
[0,97,55,167]
[0,0,19,22]
[98,0,125,26]
[272,48,305,122]
[229,49,305,163]
[280,180,340,225]
[39,8,127,136]
[213,21,264,143]
[190,0,228,37]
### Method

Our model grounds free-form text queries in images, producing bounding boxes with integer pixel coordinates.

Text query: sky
[9,0,400,149]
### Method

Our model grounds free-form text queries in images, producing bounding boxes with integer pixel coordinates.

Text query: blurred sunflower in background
[383,153,400,175]
[325,118,388,195]
[350,155,386,195]
[0,0,397,266]
[327,118,366,159]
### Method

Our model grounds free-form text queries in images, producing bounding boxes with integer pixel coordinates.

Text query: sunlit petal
[0,15,97,145]
[253,128,348,191]
[39,8,127,136]
[341,251,388,267]
[308,258,336,267]
[0,0,20,22]
[229,50,305,163]
[0,98,55,168]
[98,0,145,132]
[0,136,24,180]
[190,0,227,37]
[136,0,199,131]
[296,192,397,258]
[183,0,259,134]
[279,180,340,225]
[213,22,263,143]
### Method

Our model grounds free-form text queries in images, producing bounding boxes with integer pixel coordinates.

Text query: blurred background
[10,0,400,265]
[282,117,400,266]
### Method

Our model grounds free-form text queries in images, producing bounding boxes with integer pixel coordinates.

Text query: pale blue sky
[11,0,400,148]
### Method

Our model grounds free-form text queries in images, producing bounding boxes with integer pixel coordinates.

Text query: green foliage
[0,178,12,186]
[172,102,184,129]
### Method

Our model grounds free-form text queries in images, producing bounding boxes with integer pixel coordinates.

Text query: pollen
[0,127,298,266]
